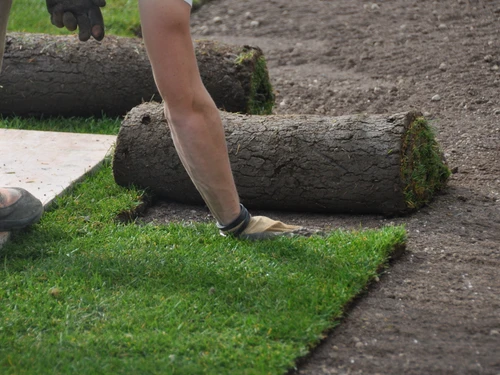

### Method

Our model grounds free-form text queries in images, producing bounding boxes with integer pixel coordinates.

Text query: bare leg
[0,1,44,231]
[0,0,13,72]
[0,5,21,212]
[138,0,240,225]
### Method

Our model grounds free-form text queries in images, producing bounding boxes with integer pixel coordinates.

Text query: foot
[0,188,44,231]
[217,204,304,241]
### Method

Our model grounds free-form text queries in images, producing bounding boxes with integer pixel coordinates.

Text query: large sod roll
[112,103,450,215]
[0,33,274,117]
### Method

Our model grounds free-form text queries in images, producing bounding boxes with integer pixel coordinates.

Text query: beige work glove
[217,204,302,240]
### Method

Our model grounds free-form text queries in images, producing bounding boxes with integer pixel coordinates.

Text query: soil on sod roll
[140,0,500,374]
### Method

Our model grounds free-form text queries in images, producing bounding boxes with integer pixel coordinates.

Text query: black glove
[46,0,106,41]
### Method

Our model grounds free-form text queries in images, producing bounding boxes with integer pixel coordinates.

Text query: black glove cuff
[216,204,251,237]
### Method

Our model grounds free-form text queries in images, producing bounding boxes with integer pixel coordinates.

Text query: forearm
[138,0,241,225]
[167,94,241,225]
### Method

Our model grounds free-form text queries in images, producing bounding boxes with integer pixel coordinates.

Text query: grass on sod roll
[0,161,406,374]
[8,0,205,38]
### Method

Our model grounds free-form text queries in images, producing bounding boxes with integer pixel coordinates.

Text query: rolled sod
[113,103,450,215]
[0,33,274,117]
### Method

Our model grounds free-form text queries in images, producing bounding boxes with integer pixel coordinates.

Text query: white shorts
[184,0,192,6]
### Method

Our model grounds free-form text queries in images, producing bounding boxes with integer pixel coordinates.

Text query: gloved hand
[217,204,302,241]
[239,215,303,240]
[46,0,106,41]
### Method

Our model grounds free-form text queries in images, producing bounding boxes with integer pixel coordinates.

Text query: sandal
[0,188,44,231]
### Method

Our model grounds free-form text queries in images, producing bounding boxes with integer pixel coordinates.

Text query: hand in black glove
[46,0,106,41]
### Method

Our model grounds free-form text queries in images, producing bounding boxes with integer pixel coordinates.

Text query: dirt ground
[140,0,500,373]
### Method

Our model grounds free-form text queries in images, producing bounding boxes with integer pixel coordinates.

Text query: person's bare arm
[137,0,301,239]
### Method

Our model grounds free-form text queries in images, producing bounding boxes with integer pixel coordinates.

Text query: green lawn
[0,115,121,135]
[8,0,204,38]
[8,0,140,37]
[0,159,406,374]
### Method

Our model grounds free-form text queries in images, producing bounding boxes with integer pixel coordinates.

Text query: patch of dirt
[140,0,500,373]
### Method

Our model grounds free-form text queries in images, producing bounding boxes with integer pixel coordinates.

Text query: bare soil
[140,0,500,373]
